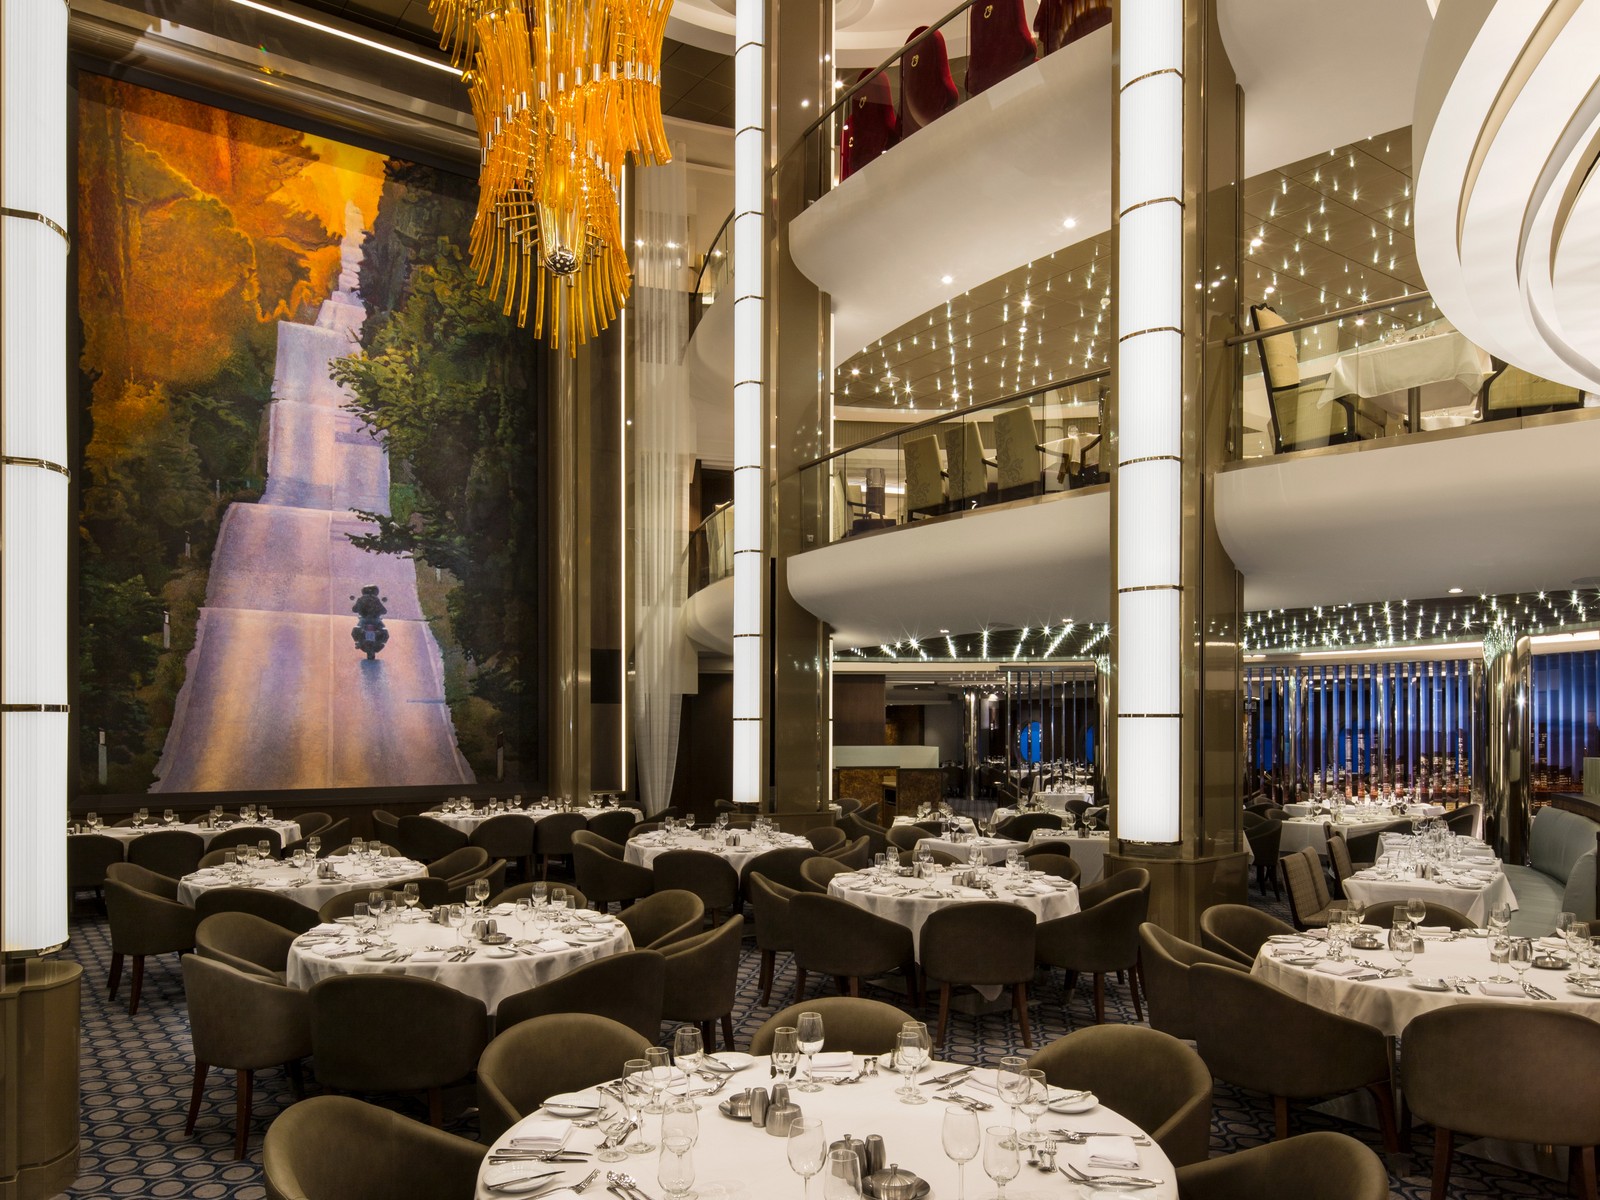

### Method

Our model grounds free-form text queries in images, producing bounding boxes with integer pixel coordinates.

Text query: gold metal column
[1480,630,1532,864]
[1106,0,1249,937]
[767,0,833,819]
[0,960,80,1198]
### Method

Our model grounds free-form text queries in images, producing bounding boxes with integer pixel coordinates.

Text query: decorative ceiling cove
[835,125,1426,413]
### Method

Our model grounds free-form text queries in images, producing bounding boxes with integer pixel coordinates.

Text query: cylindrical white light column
[1115,0,1183,843]
[1,0,71,955]
[730,0,765,805]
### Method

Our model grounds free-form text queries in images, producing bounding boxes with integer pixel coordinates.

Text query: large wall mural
[77,75,544,795]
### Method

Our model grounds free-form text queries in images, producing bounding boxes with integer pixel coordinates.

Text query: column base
[1104,849,1251,941]
[0,959,81,1200]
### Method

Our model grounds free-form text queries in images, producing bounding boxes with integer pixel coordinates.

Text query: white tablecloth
[1316,331,1494,414]
[1280,816,1412,857]
[1284,803,1443,821]
[177,855,429,910]
[1253,932,1600,1038]
[286,906,632,1014]
[1343,863,1516,926]
[427,807,641,835]
[892,814,976,833]
[73,819,302,851]
[914,836,1018,865]
[1035,788,1095,811]
[624,831,813,875]
[475,1055,1177,1200]
[1039,831,1113,885]
[829,866,1079,955]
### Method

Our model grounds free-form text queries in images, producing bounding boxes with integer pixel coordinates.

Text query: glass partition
[1232,292,1596,460]
[801,372,1108,547]
[685,502,733,597]
[689,211,732,337]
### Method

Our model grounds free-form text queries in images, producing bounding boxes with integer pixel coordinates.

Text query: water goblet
[1389,926,1416,975]
[1489,934,1512,982]
[1509,937,1535,989]
[446,903,468,946]
[551,894,569,924]
[658,1137,696,1200]
[86,812,100,831]
[402,882,421,915]
[787,1118,827,1200]
[623,1058,655,1154]
[532,882,548,906]
[941,1105,981,1200]
[772,1026,801,1085]
[822,1148,862,1200]
[513,897,532,933]
[795,1011,825,1093]
[307,836,321,858]
[995,1055,1029,1129]
[472,877,491,910]
[1566,921,1592,969]
[673,1026,705,1087]
[894,1029,927,1104]
[1017,1069,1049,1145]
[1405,898,1428,929]
[982,1126,1020,1200]
[162,809,175,826]
[1557,911,1577,939]
[353,902,370,932]
[258,838,272,862]
[222,850,237,874]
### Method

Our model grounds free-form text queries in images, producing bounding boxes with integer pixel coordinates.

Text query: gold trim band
[1120,67,1182,91]
[1119,196,1183,218]
[1118,713,1181,719]
[1119,326,1182,342]
[1118,454,1180,468]
[0,207,69,247]
[0,455,71,478]
[1117,584,1183,593]
[0,704,70,713]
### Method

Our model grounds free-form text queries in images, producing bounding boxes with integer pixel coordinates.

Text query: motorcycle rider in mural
[350,585,389,659]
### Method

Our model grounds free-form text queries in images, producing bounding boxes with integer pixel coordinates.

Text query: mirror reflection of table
[1315,330,1493,431]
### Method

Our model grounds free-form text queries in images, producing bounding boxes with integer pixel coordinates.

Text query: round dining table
[624,830,813,875]
[176,854,429,911]
[72,818,302,851]
[286,905,633,1015]
[474,1055,1177,1200]
[1278,815,1414,857]
[426,806,642,836]
[828,865,1080,955]
[1341,859,1517,927]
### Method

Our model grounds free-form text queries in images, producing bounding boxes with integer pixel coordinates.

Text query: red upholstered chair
[899,26,959,138]
[840,69,899,180]
[1034,0,1112,57]
[966,0,1037,96]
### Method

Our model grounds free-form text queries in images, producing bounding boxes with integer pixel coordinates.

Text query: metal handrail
[803,368,1111,470]
[1225,290,1436,346]
[690,210,734,301]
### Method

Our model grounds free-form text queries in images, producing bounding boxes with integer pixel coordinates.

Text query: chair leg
[286,1059,306,1101]
[128,956,146,1015]
[234,1068,253,1160]
[936,983,951,1049]
[1092,973,1105,1024]
[1128,962,1144,1023]
[1367,1082,1400,1155]
[185,1062,209,1135]
[721,1013,735,1052]
[793,967,808,1001]
[1013,982,1032,1048]
[107,952,124,1000]
[1430,1127,1453,1200]
[1273,1094,1291,1141]
[427,1087,444,1129]
[700,1021,715,1050]
[759,951,775,1006]
[900,962,922,1007]
[1573,1145,1598,1200]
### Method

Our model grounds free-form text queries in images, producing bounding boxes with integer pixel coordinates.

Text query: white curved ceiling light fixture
[1413,0,1600,393]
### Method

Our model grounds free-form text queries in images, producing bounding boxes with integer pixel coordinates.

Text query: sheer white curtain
[630,152,695,815]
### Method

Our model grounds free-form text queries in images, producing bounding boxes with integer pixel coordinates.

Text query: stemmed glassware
[771,1027,801,1085]
[894,1029,927,1104]
[1388,926,1416,976]
[795,1011,825,1093]
[787,1118,827,1200]
[402,882,420,917]
[822,1148,862,1200]
[657,1138,695,1200]
[622,1058,654,1154]
[471,877,491,911]
[1509,938,1535,990]
[1017,1069,1049,1145]
[995,1056,1029,1129]
[942,1105,981,1200]
[644,1046,675,1119]
[982,1126,1020,1199]
[1566,921,1593,971]
[1405,898,1428,929]
[673,1026,705,1103]
[1487,902,1513,981]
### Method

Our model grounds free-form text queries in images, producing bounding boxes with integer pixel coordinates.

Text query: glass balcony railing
[1230,290,1597,460]
[799,371,1109,547]
[684,502,734,598]
[689,211,732,338]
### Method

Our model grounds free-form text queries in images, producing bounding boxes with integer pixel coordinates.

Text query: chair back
[104,876,198,957]
[828,835,873,869]
[587,809,637,844]
[804,826,847,853]
[197,910,297,976]
[1280,846,1332,928]
[902,435,946,517]
[920,901,1036,985]
[468,814,535,859]
[966,0,1036,95]
[1247,815,1283,864]
[1139,922,1244,1040]
[1360,901,1476,930]
[617,889,705,950]
[396,816,468,863]
[788,893,913,981]
[1484,361,1583,415]
[1442,803,1481,838]
[371,810,400,844]
[448,859,507,904]
[739,846,817,897]
[886,825,925,853]
[68,834,125,890]
[996,811,1063,840]
[749,997,913,1056]
[1078,865,1150,909]
[943,422,989,504]
[478,1015,651,1142]
[535,811,589,858]
[1197,903,1295,967]
[184,954,311,1072]
[195,886,320,934]
[1036,884,1148,973]
[1325,833,1355,891]
[309,975,488,1094]
[840,68,899,180]
[661,914,746,1024]
[899,25,959,135]
[127,829,206,878]
[294,812,333,837]
[427,846,489,882]
[798,856,852,893]
[1023,853,1080,884]
[106,859,180,897]
[492,881,586,908]
[213,826,284,855]
[1171,1131,1391,1200]
[838,812,889,857]
[495,950,665,1041]
[651,850,739,914]
[749,872,799,953]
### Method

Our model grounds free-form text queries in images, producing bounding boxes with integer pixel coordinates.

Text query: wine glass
[446,903,468,946]
[662,1099,699,1151]
[771,1026,800,1084]
[644,1045,675,1120]
[1509,937,1535,990]
[788,1118,827,1200]
[658,1137,695,1200]
[1388,926,1416,976]
[623,1058,654,1153]
[307,835,321,858]
[1017,1069,1049,1145]
[995,1055,1029,1129]
[673,1026,705,1093]
[403,882,421,916]
[795,1011,825,1093]
[162,808,175,826]
[894,1029,927,1104]
[472,877,491,910]
[1557,911,1577,939]
[1565,921,1592,970]
[822,1147,862,1200]
[1405,898,1428,929]
[982,1126,1020,1199]
[513,897,532,935]
[942,1105,981,1200]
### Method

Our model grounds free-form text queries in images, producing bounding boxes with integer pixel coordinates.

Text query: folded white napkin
[316,940,362,956]
[479,1163,575,1193]
[1269,946,1309,958]
[870,885,900,896]
[1479,980,1524,997]
[809,1052,856,1074]
[306,923,343,936]
[1313,961,1368,976]
[964,1072,1005,1098]
[1061,1136,1140,1172]
[1414,926,1454,938]
[533,939,573,952]
[409,949,448,963]
[509,1115,572,1151]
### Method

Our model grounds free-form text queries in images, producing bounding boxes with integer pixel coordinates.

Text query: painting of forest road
[77,76,544,795]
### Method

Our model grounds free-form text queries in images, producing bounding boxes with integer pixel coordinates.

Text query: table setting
[286,894,633,1013]
[427,796,642,835]
[474,1019,1175,1199]
[177,846,428,910]
[1278,814,1413,857]
[625,818,812,874]
[1343,830,1515,926]
[70,805,301,850]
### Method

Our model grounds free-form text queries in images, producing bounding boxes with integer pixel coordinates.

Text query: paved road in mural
[153,208,473,792]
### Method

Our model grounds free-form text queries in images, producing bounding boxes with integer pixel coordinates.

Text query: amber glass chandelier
[431,0,671,353]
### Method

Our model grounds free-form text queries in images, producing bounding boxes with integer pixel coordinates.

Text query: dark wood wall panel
[833,675,887,745]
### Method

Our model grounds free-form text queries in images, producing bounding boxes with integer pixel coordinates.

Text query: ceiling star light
[431,0,671,352]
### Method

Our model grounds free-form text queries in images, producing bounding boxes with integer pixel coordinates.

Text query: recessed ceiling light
[939,628,950,634]
[1448,586,1463,594]
[1063,217,1077,229]
[940,274,953,285]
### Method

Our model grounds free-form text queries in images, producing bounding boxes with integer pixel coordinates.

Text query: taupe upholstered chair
[371,810,400,846]
[575,837,655,910]
[798,856,854,894]
[903,434,947,518]
[426,846,488,883]
[827,836,872,869]
[1280,846,1346,929]
[1024,853,1082,884]
[789,893,917,1002]
[995,812,1063,841]
[469,814,535,881]
[317,890,380,922]
[618,890,705,950]
[652,850,739,924]
[68,833,124,910]
[1246,816,1283,898]
[1023,838,1075,860]
[1442,803,1481,838]
[1174,1131,1390,1200]
[1346,820,1414,866]
[587,809,637,844]
[993,405,1046,499]
[396,816,468,864]
[446,859,507,904]
[921,901,1036,1047]
[218,826,284,855]
[495,950,665,1040]
[328,842,401,859]
[183,955,311,1159]
[194,887,320,934]
[262,1095,485,1200]
[839,813,890,857]
[887,825,928,854]
[491,881,586,909]
[749,997,914,1056]
[572,830,630,859]
[739,847,817,903]
[1138,922,1246,1041]
[805,826,847,854]
[104,868,199,1014]
[1361,901,1475,930]
[197,911,296,982]
[308,975,488,1127]
[1190,964,1398,1150]
[284,819,348,858]
[750,872,799,1006]
[943,421,993,507]
[1035,868,1150,1024]
[1402,1004,1600,1200]
[128,829,206,879]
[835,797,863,818]
[1250,304,1369,452]
[1325,832,1357,897]
[1031,1024,1213,1167]
[294,812,333,838]
[478,1014,652,1143]
[662,912,746,1050]
[1198,903,1297,968]
[535,811,588,880]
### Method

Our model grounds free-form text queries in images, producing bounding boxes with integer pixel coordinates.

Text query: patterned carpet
[60,878,1575,1199]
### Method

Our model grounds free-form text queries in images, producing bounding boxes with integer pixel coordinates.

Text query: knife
[924,1065,974,1086]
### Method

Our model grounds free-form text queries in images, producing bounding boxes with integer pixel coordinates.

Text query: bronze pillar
[1481,631,1532,865]
[0,960,80,1199]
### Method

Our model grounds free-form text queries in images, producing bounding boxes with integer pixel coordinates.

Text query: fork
[611,1171,655,1200]
[1057,1160,1162,1189]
